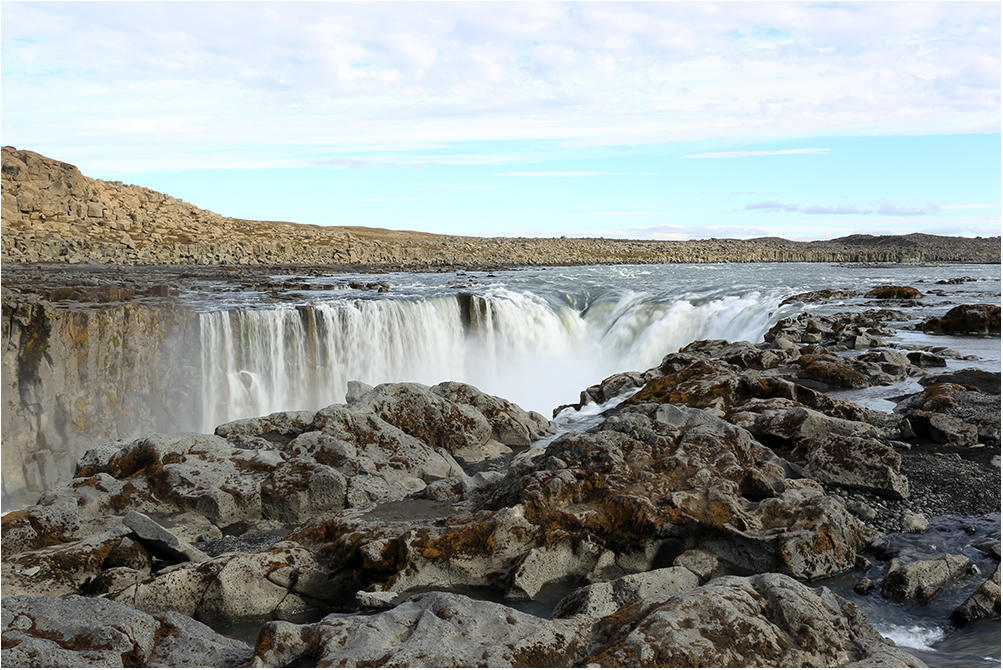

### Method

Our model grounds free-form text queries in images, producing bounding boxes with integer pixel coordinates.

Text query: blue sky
[2,2,1000,240]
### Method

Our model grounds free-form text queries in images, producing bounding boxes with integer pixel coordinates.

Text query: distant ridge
[2,147,999,267]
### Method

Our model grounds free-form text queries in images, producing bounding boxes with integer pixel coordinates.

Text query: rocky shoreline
[2,146,1001,268]
[2,284,1000,667]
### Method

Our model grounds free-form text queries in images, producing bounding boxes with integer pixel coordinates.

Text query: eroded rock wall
[1,289,199,508]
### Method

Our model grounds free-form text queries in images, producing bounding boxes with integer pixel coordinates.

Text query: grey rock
[802,435,909,500]
[1,594,252,667]
[901,511,929,534]
[345,380,374,404]
[124,510,210,563]
[551,566,700,619]
[249,591,591,668]
[584,573,924,667]
[882,553,971,602]
[952,564,1001,626]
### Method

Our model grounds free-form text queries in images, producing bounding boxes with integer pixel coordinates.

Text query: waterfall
[197,289,781,431]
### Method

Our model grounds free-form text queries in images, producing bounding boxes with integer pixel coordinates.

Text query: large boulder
[430,381,556,447]
[801,435,910,500]
[1,594,252,667]
[248,591,591,668]
[919,304,1001,334]
[882,553,971,602]
[865,285,923,300]
[584,573,923,667]
[952,563,1001,626]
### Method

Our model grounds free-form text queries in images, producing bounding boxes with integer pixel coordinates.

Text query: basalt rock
[865,285,923,300]
[780,289,862,305]
[919,304,1001,334]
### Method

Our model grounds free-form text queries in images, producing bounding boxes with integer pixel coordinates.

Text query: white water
[196,286,783,430]
[190,261,1000,433]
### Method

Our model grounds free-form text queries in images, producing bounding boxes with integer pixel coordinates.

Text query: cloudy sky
[2,2,999,240]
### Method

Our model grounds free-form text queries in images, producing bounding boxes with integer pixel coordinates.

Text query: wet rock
[900,511,929,534]
[865,285,923,300]
[727,398,877,444]
[920,304,1001,334]
[1,593,252,667]
[124,510,210,563]
[882,553,971,602]
[801,435,909,500]
[906,351,947,368]
[780,289,862,305]
[920,368,1001,395]
[952,564,1001,626]
[584,573,923,667]
[796,353,869,389]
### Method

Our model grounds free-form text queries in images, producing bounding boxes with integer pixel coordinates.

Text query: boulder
[865,286,923,299]
[431,381,556,446]
[920,304,1001,334]
[551,567,700,619]
[123,510,210,563]
[882,553,971,602]
[248,591,591,668]
[952,564,1001,626]
[905,411,979,446]
[801,435,909,500]
[0,594,252,667]
[346,382,494,459]
[584,573,923,667]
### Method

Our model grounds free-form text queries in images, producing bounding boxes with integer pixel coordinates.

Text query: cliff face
[1,289,199,509]
[1,146,1000,266]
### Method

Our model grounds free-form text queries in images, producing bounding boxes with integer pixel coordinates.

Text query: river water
[185,262,1000,429]
[156,262,1003,664]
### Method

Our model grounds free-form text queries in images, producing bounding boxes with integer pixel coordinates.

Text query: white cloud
[940,203,1001,210]
[876,202,941,216]
[2,2,998,170]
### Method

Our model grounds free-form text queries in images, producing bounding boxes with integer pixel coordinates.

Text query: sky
[1,1,1000,241]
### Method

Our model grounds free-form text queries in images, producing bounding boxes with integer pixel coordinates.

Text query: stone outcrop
[1,287,199,509]
[919,304,1002,334]
[245,576,922,668]
[1,594,252,667]
[3,147,1000,267]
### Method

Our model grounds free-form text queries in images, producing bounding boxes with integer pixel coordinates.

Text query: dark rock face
[920,304,1002,334]
[865,285,924,300]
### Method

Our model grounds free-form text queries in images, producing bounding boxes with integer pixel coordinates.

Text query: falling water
[196,286,783,431]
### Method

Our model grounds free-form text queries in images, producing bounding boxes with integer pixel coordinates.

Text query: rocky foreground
[2,146,1000,268]
[2,290,1000,667]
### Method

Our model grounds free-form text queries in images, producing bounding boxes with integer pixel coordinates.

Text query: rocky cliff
[2,146,999,267]
[1,286,199,509]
